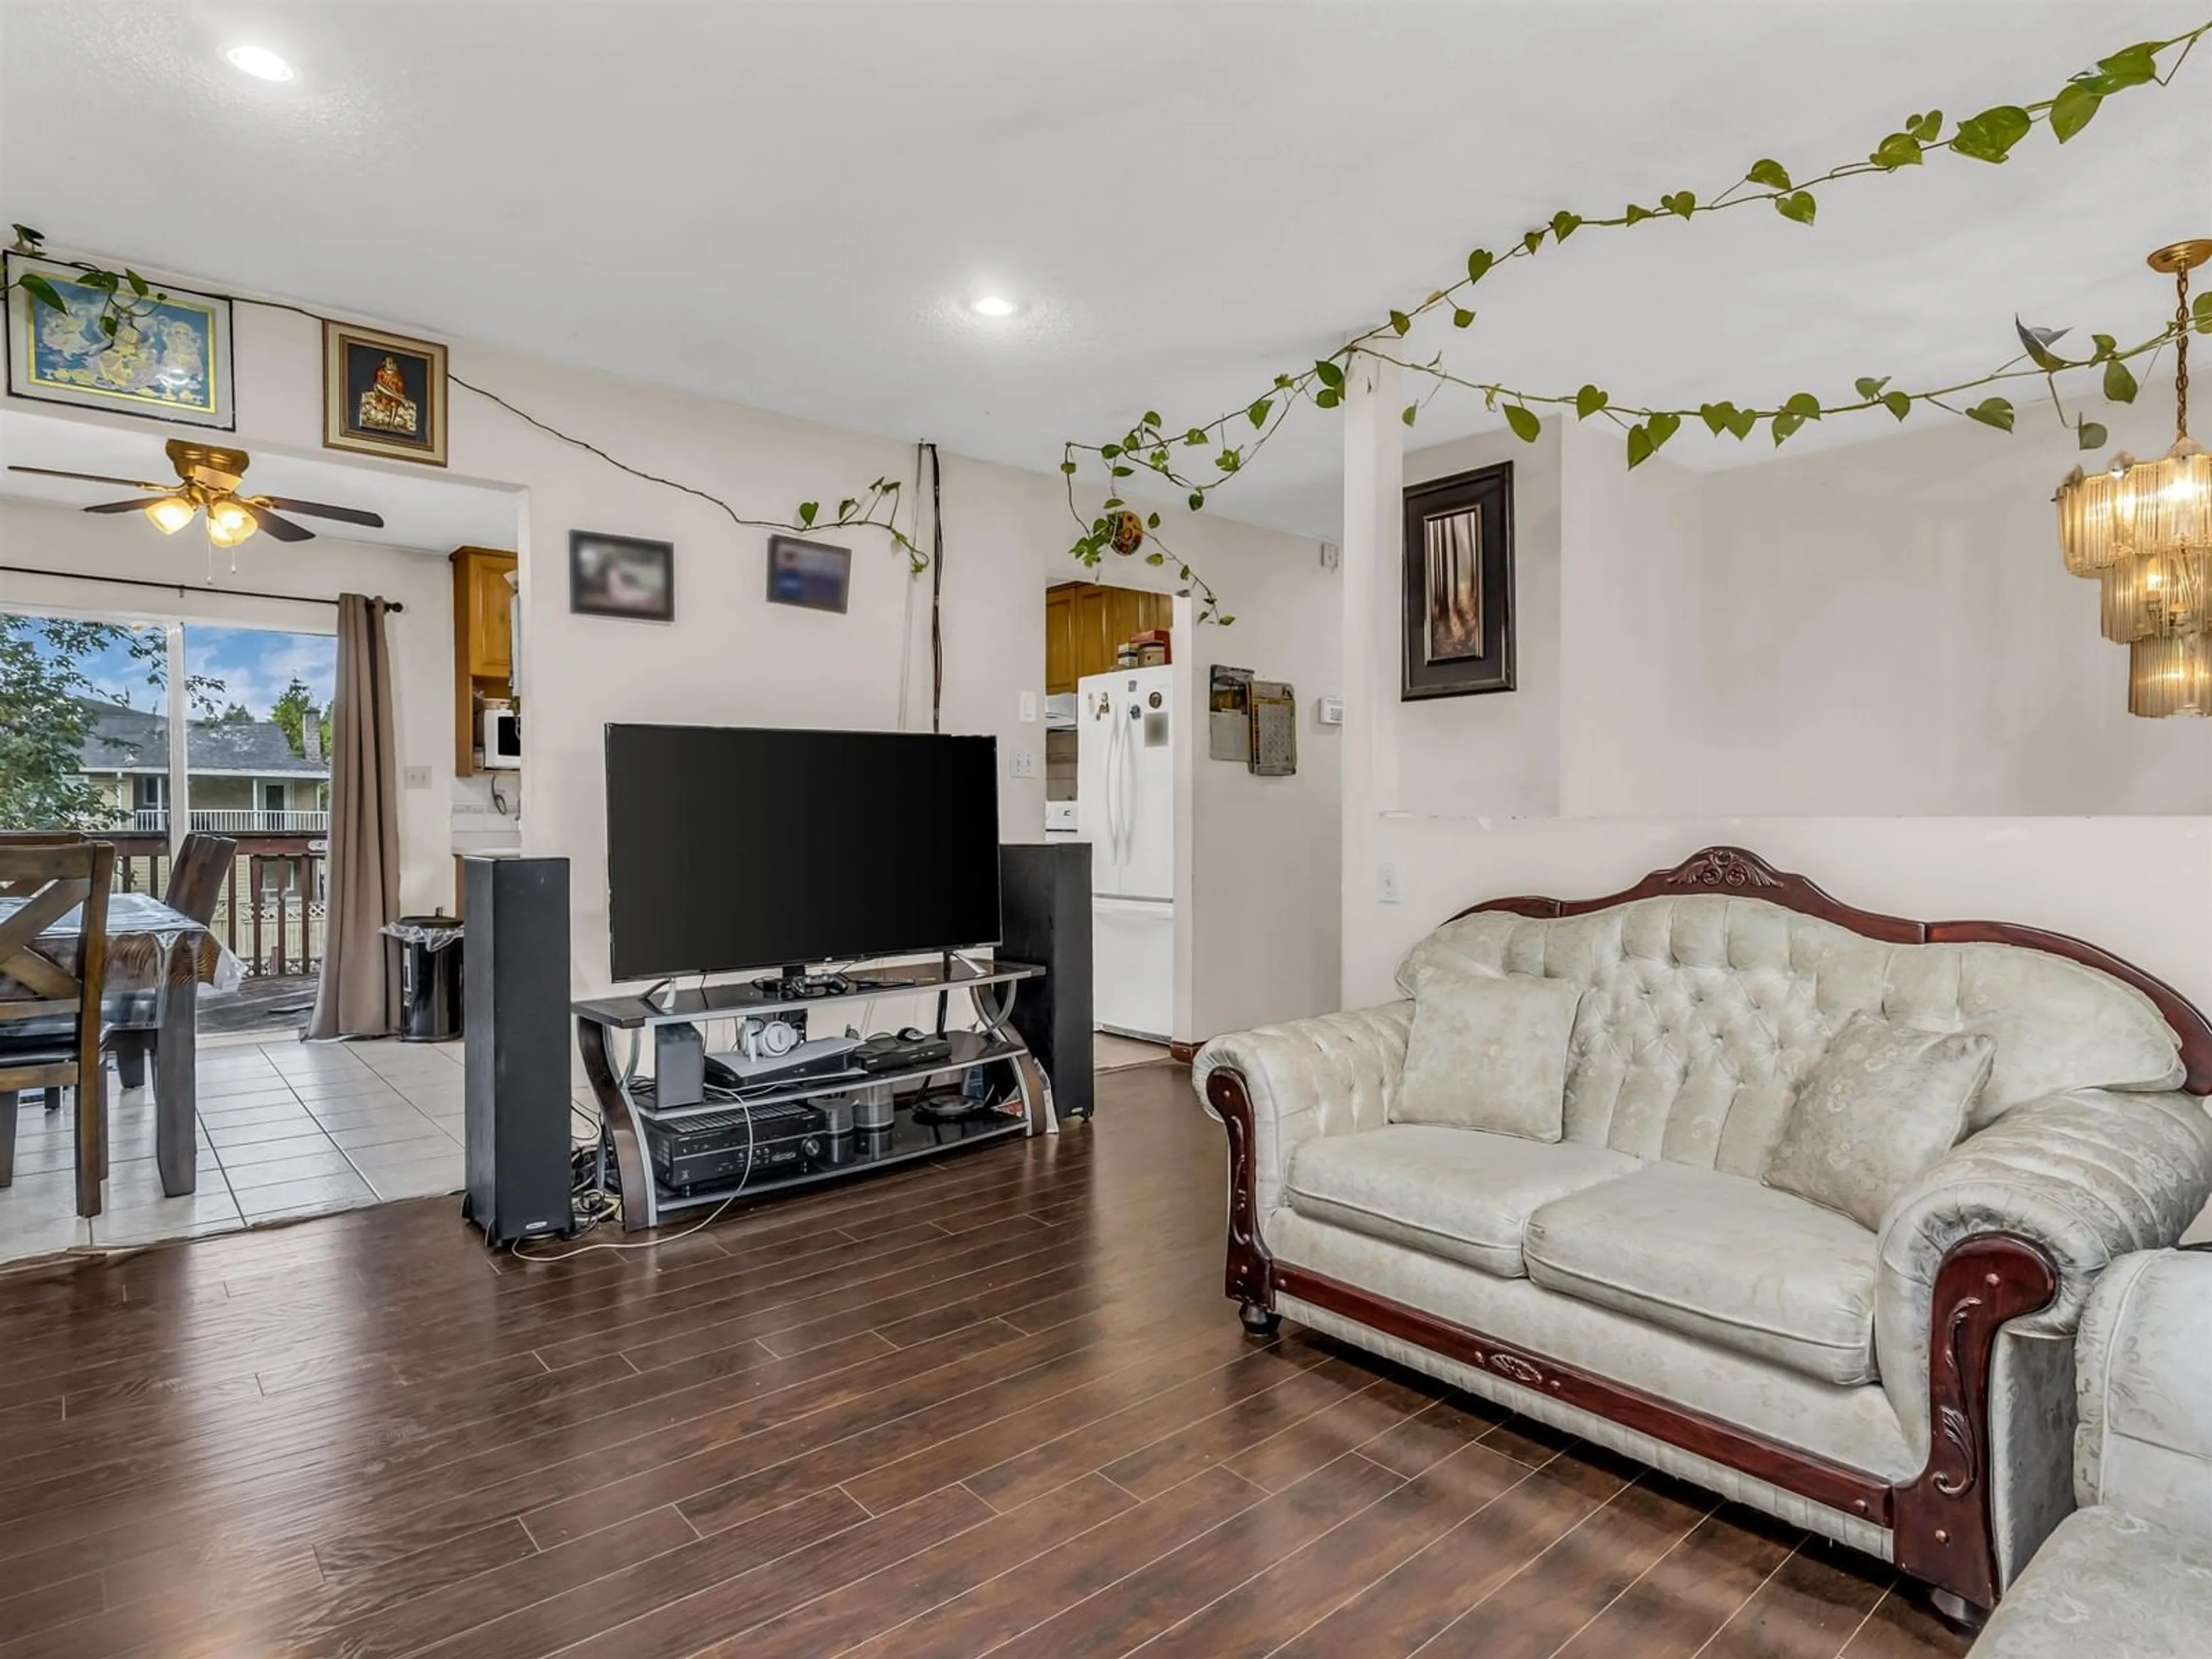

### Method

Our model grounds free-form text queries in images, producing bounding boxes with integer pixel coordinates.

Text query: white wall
[2,266,1339,1031]
[0,497,457,916]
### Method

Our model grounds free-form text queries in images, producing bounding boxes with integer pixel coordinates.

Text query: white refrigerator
[1075,664,1175,1041]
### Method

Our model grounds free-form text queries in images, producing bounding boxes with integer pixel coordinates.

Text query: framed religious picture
[322,320,448,465]
[570,531,675,622]
[5,251,234,429]
[1402,460,1514,699]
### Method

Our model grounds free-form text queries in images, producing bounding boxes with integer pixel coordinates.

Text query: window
[262,781,285,815]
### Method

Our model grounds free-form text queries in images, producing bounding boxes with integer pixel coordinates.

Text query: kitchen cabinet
[1046,582,1171,692]
[451,546,519,775]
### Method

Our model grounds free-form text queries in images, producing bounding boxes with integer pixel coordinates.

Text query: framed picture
[323,320,448,465]
[570,531,674,622]
[766,535,852,614]
[5,252,234,429]
[1402,461,1514,700]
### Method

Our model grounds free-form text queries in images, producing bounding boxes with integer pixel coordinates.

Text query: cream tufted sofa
[1194,849,2212,1624]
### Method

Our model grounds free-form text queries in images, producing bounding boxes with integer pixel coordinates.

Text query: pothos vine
[1062,20,2212,622]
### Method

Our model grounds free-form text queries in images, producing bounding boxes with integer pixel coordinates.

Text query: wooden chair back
[0,839,115,1214]
[166,834,237,926]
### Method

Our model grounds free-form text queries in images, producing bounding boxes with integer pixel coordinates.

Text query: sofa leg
[1927,1589,1988,1632]
[1238,1301,1280,1337]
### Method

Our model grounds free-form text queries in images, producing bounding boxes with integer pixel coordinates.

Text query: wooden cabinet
[451,547,518,775]
[1046,582,1172,692]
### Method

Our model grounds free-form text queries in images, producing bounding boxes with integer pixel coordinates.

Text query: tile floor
[0,1036,470,1264]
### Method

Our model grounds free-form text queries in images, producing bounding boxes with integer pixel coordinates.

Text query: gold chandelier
[2056,239,2212,717]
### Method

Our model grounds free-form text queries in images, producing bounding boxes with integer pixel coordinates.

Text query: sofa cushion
[1966,1505,2212,1659]
[1394,968,1582,1141]
[1762,1011,1992,1230]
[1285,1125,1639,1279]
[1523,1161,1881,1385]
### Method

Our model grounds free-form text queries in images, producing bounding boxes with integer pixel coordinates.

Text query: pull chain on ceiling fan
[7,438,386,547]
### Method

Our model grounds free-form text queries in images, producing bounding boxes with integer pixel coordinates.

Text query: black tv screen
[603,725,1002,981]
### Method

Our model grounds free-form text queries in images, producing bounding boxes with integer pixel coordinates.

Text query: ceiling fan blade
[243,502,315,543]
[83,498,161,515]
[256,495,385,529]
[7,465,169,490]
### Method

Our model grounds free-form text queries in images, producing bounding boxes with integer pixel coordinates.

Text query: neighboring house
[73,697,331,834]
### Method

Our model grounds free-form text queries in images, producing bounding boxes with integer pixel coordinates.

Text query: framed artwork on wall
[4,252,234,429]
[323,320,448,465]
[1402,460,1514,700]
[766,535,852,614]
[570,530,674,622]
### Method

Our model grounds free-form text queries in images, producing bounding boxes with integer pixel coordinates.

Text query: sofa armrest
[1192,1003,1412,1217]
[1874,1089,2212,1457]
[2074,1248,2212,1537]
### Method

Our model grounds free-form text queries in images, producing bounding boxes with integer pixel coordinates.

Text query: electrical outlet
[1320,541,1340,570]
[1377,862,1402,904]
[1009,749,1038,779]
[403,766,432,790]
[1019,691,1038,724]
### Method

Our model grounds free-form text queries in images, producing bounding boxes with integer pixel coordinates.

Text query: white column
[1340,355,1402,1007]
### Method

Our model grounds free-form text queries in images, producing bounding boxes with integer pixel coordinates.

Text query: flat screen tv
[603,724,1001,981]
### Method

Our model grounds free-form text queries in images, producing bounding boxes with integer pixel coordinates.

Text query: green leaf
[1466,248,1494,283]
[1215,449,1241,473]
[1773,191,1816,225]
[1142,409,1162,427]
[1185,428,1208,445]
[1146,512,1161,529]
[1145,551,1165,566]
[1965,396,2016,432]
[2104,356,2139,403]
[1574,384,1608,419]
[2194,293,2212,334]
[1100,443,1121,459]
[1871,132,1923,169]
[2014,316,2072,370]
[1782,392,1824,420]
[2078,418,2109,451]
[1626,425,1654,469]
[1550,210,1582,241]
[1402,404,1419,426]
[1881,391,1911,421]
[1060,460,1078,475]
[1645,411,1680,450]
[2092,333,2119,359]
[1101,497,1123,510]
[798,501,819,526]
[1388,309,1411,336]
[124,268,149,297]
[9,223,44,249]
[16,272,67,314]
[1624,203,1653,225]
[1111,465,1132,478]
[1952,104,2031,163]
[2050,82,2102,142]
[1747,158,1791,190]
[1661,190,1696,218]
[1452,308,1475,328]
[836,497,856,520]
[1313,358,1346,390]
[76,269,118,291]
[1504,403,1542,442]
[2093,46,2158,89]
[1247,397,1272,429]
[97,313,118,337]
[1188,491,1205,511]
[1218,615,1236,626]
[1521,229,1546,254]
[1771,412,1804,445]
[1698,401,1739,436]
[1853,376,1891,400]
[1313,388,1341,410]
[1908,109,1943,141]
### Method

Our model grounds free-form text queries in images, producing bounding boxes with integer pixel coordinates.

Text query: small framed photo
[323,320,448,465]
[570,531,674,622]
[1402,461,1515,700]
[5,251,234,429]
[766,535,852,615]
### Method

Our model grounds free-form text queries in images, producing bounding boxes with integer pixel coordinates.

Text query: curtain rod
[0,565,404,613]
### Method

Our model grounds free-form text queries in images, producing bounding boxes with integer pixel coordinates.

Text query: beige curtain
[309,594,401,1039]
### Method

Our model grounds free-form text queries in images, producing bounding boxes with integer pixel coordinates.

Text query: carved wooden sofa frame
[1203,846,2212,1624]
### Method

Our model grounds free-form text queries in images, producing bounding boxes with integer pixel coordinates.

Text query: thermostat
[1316,696,1345,726]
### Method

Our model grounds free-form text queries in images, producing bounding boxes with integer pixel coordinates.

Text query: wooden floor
[0,1063,1973,1659]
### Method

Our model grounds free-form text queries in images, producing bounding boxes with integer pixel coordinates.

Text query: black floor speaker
[999,842,1094,1119]
[463,855,576,1245]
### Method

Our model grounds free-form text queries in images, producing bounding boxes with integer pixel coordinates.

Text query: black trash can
[385,914,465,1042]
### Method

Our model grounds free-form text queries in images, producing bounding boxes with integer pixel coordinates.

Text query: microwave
[481,705,521,769]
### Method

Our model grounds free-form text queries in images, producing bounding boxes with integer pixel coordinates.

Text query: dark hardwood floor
[0,1063,1972,1659]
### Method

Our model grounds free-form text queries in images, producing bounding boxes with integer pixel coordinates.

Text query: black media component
[462,856,576,1247]
[604,725,1002,981]
[998,842,1094,1118]
[644,1103,829,1192]
[655,1022,705,1108]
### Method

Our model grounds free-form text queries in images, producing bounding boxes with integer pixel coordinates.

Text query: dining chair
[0,839,115,1216]
[110,833,235,1090]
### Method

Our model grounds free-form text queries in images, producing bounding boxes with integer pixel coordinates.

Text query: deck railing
[128,808,329,834]
[103,831,327,980]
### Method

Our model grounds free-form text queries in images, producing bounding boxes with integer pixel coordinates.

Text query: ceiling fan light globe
[206,506,257,549]
[143,497,196,535]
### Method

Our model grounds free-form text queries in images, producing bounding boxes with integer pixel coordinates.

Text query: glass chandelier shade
[2055,240,2212,717]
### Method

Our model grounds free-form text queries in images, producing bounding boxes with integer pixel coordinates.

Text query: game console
[702,1035,861,1091]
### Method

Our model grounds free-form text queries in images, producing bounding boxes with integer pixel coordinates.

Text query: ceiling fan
[7,438,386,548]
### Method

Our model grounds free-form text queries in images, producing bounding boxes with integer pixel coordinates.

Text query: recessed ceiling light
[224,45,295,82]
[968,294,1020,319]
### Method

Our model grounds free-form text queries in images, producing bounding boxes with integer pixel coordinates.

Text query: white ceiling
[3,1,2206,538]
[0,409,520,553]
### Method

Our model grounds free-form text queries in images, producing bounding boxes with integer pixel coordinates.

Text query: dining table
[0,891,243,1208]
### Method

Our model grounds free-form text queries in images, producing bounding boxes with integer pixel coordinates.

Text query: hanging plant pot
[1107,508,1145,556]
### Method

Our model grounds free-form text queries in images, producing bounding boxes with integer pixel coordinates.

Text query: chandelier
[2056,239,2212,717]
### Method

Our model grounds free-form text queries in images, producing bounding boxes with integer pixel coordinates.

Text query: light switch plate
[1377,862,1402,904]
[1009,749,1038,778]
[403,766,433,790]
[1019,691,1038,723]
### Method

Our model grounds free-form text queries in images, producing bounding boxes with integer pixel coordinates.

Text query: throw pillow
[1392,968,1583,1142]
[1762,1011,1994,1231]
